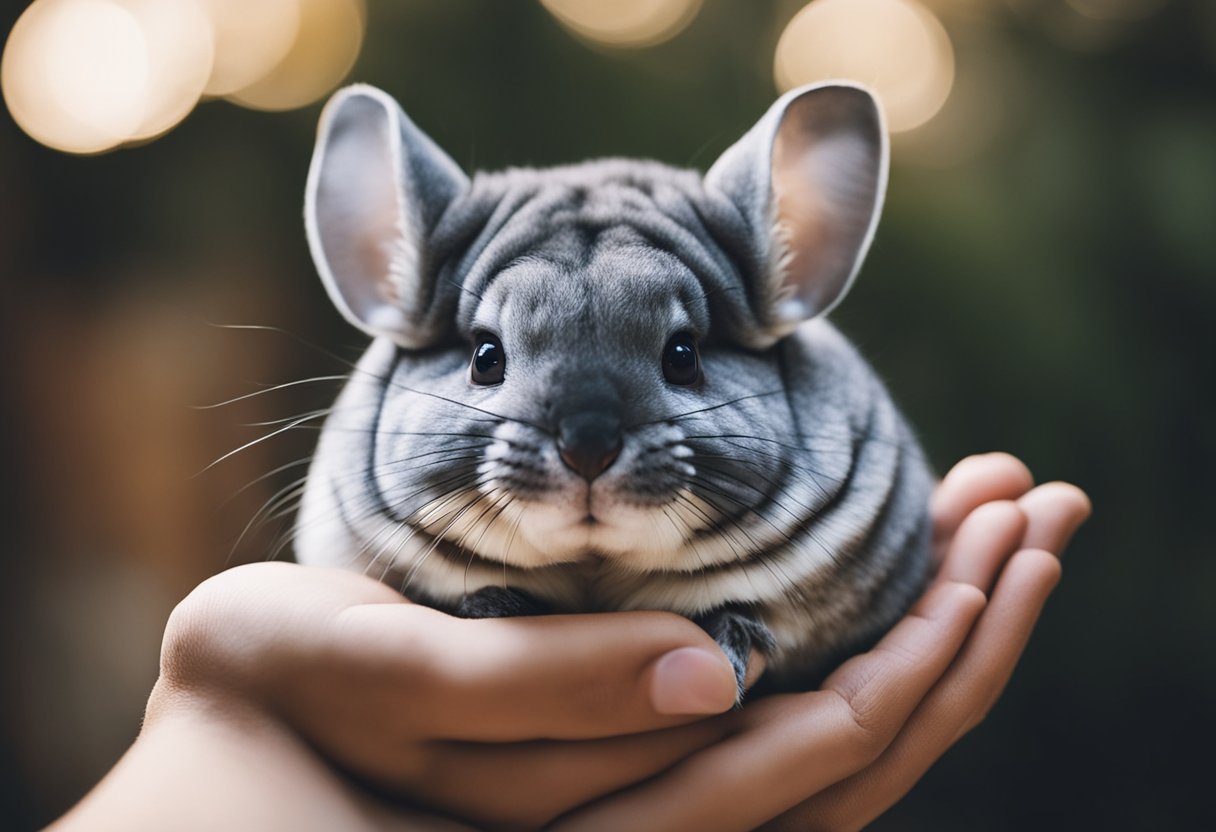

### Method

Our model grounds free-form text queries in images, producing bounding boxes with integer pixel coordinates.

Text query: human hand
[154,561,742,830]
[546,453,1090,831]
[69,452,1086,832]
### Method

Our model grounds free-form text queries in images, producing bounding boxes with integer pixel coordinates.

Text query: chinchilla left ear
[305,84,469,347]
[706,82,888,342]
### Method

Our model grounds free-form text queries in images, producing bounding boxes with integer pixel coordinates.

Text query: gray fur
[296,84,933,691]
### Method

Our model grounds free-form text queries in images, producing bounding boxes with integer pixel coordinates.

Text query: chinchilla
[293,82,933,694]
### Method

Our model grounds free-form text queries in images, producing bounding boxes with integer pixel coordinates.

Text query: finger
[934,500,1027,594]
[955,549,1063,732]
[406,719,730,830]
[762,548,1061,832]
[1018,482,1091,554]
[549,582,985,832]
[372,804,477,832]
[328,604,737,742]
[930,453,1034,558]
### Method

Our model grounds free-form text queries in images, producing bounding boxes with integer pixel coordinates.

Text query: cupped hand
[547,453,1090,831]
[150,452,1088,832]
[155,561,740,830]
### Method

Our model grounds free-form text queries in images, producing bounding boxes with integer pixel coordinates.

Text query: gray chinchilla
[294,82,933,694]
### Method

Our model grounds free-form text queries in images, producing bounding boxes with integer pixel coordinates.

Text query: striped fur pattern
[296,85,933,690]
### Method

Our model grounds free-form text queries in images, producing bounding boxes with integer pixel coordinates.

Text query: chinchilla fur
[294,83,933,693]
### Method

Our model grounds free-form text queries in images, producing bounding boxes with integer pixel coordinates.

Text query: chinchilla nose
[557,412,622,481]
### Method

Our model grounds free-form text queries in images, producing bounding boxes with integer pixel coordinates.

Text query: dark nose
[557,412,622,482]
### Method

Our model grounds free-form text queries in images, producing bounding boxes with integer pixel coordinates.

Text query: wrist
[54,677,397,832]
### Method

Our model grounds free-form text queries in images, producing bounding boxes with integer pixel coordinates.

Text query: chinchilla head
[301,82,889,578]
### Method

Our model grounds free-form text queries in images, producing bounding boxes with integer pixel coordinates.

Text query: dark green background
[1,0,1213,828]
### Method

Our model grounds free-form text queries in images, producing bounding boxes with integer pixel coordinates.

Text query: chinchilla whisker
[307,427,508,444]
[460,490,515,595]
[267,489,394,563]
[198,411,326,476]
[240,408,334,428]
[674,491,742,548]
[266,493,375,565]
[282,484,420,569]
[221,455,315,508]
[499,506,525,589]
[385,381,550,434]
[257,495,315,561]
[684,474,852,579]
[466,491,515,554]
[694,438,844,477]
[452,488,508,554]
[250,475,312,526]
[410,478,494,534]
[682,430,916,457]
[688,465,806,529]
[682,488,818,599]
[628,389,785,429]
[656,506,709,578]
[689,451,845,495]
[238,404,384,434]
[354,503,424,583]
[692,477,875,576]
[226,475,311,562]
[203,321,372,371]
[268,514,307,562]
[682,432,824,454]
[387,472,492,542]
[680,483,779,557]
[399,488,493,592]
[672,490,785,578]
[353,509,417,579]
[372,443,492,469]
[672,490,802,600]
[206,322,540,435]
[387,467,489,519]
[319,457,485,506]
[191,375,351,410]
[374,453,486,476]
[262,485,313,525]
[376,548,398,583]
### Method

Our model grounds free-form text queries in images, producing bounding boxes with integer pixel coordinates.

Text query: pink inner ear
[349,211,401,308]
[771,127,829,306]
[764,88,885,324]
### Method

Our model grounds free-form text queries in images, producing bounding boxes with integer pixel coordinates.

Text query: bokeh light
[894,25,1024,167]
[2,0,149,154]
[198,0,299,96]
[227,0,365,112]
[2,0,366,155]
[121,0,214,142]
[774,0,955,133]
[539,0,703,48]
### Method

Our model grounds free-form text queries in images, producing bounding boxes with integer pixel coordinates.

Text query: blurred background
[0,0,1212,828]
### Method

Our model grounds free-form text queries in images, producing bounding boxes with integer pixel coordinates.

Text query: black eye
[471,335,505,385]
[662,332,700,386]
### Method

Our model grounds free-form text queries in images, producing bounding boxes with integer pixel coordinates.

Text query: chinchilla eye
[662,332,700,386]
[471,334,505,385]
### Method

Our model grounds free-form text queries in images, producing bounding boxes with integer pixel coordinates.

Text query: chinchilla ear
[706,82,888,340]
[305,84,468,347]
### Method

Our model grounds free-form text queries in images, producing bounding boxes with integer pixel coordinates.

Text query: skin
[51,453,1089,832]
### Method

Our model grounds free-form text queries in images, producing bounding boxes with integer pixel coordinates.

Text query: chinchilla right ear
[305,84,468,348]
[706,82,888,346]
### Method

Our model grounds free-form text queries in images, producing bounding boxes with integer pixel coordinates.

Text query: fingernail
[650,647,736,715]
